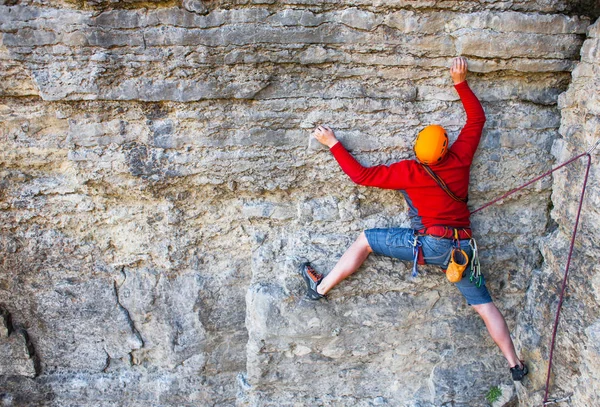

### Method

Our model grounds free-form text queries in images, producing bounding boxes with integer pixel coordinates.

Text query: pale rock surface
[515,17,600,407]
[0,1,598,407]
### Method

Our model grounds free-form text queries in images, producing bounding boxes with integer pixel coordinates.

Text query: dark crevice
[0,306,42,377]
[67,0,181,12]
[128,350,138,366]
[101,349,111,373]
[113,270,145,349]
[18,328,42,377]
[569,1,600,21]
[56,3,600,18]
[545,201,559,235]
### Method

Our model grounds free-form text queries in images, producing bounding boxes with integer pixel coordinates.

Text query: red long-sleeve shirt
[330,81,485,230]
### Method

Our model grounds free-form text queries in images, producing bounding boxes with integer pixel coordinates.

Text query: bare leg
[317,231,373,296]
[472,302,521,367]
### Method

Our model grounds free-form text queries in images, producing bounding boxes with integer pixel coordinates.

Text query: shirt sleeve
[329,142,412,190]
[449,81,486,164]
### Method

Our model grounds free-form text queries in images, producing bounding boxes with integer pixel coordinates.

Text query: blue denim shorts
[365,228,492,305]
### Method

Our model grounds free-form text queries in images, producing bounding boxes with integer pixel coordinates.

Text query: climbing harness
[418,226,472,240]
[413,227,476,283]
[469,139,598,407]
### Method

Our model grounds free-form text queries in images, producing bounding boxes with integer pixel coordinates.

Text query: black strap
[421,164,468,203]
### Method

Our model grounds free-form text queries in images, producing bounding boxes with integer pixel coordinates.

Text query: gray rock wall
[516,19,600,407]
[0,1,597,406]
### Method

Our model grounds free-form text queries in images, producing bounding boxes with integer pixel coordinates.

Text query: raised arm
[312,126,410,190]
[449,57,486,163]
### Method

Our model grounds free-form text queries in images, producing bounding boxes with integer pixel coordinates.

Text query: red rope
[468,151,593,405]
[542,154,591,406]
[471,151,589,214]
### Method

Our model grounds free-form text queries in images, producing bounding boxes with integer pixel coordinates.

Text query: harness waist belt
[419,226,472,240]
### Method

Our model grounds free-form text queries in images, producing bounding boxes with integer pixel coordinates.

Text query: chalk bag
[446,248,469,283]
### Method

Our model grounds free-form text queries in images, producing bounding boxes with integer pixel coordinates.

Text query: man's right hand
[312,125,339,148]
[451,57,468,85]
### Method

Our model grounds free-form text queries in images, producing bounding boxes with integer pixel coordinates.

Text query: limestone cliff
[515,18,600,407]
[0,1,598,406]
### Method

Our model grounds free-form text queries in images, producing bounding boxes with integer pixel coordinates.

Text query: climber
[302,57,528,381]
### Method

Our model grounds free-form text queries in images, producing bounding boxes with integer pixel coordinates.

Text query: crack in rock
[0,307,40,377]
[113,272,146,355]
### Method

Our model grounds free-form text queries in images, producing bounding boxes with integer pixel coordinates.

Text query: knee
[472,302,497,317]
[358,231,373,253]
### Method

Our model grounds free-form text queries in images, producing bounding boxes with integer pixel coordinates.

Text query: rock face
[0,309,36,378]
[0,1,598,406]
[515,18,600,407]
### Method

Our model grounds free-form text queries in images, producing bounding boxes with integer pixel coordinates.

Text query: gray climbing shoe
[300,262,325,300]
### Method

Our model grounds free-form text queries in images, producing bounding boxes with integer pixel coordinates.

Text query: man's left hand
[312,125,339,148]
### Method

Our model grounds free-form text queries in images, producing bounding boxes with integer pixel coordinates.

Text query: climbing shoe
[300,262,325,300]
[510,362,528,381]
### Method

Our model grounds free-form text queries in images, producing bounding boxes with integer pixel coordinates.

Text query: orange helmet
[414,125,448,165]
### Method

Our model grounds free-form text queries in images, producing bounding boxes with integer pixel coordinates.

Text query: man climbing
[302,57,528,381]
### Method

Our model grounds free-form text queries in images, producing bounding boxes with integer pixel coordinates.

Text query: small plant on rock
[486,385,502,404]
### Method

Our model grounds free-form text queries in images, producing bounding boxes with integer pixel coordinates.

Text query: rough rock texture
[515,18,600,407]
[0,1,598,406]
[0,309,36,378]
